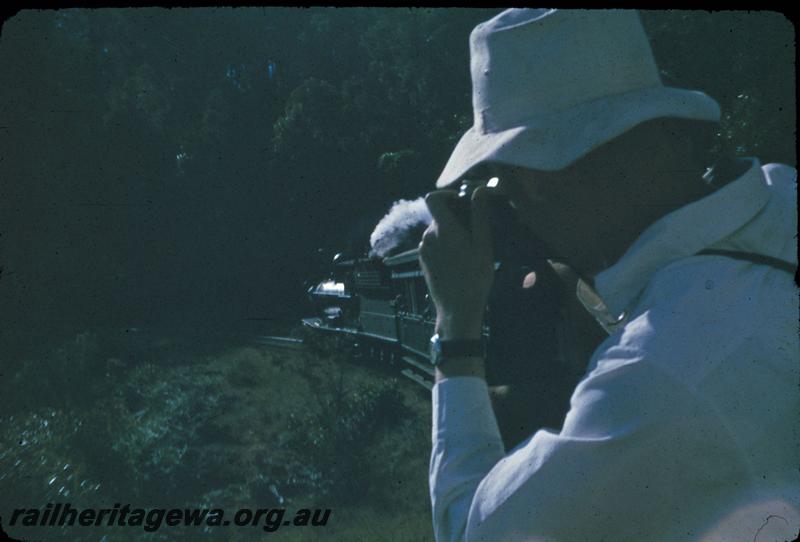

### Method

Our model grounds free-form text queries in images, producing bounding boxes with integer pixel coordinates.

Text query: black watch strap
[440,338,484,358]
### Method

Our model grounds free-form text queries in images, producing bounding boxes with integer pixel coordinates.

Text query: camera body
[448,180,553,265]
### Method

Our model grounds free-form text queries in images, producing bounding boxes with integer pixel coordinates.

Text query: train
[302,243,608,449]
[303,248,444,390]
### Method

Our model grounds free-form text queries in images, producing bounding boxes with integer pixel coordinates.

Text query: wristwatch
[429,333,485,366]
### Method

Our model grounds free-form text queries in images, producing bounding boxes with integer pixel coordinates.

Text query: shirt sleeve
[429,376,505,542]
[429,348,745,542]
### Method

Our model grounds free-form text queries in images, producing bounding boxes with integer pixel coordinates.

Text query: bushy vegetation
[0,10,793,337]
[1,329,433,541]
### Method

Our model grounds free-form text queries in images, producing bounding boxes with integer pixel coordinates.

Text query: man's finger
[471,185,491,249]
[425,190,461,234]
[420,223,438,248]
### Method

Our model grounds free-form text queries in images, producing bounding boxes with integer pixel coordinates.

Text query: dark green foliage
[0,330,432,540]
[641,11,795,166]
[3,332,108,412]
[283,373,408,505]
[0,9,791,338]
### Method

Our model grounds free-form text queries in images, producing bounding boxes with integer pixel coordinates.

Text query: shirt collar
[588,158,770,320]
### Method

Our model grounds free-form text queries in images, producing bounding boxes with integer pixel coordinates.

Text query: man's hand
[418,186,494,341]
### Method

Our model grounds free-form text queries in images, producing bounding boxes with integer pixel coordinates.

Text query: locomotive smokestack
[369,197,432,258]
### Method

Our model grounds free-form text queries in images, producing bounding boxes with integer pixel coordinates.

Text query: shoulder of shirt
[587,253,795,391]
[761,161,797,183]
[761,162,798,211]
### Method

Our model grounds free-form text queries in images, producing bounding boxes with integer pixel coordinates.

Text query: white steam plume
[369,197,432,258]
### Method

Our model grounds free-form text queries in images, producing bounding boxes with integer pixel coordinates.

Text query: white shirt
[430,160,800,542]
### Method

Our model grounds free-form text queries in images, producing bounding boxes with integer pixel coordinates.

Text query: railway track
[253,335,306,350]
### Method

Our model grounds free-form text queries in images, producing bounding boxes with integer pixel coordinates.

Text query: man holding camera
[420,9,798,541]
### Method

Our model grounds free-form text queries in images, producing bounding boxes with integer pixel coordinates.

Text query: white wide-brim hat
[435,9,721,188]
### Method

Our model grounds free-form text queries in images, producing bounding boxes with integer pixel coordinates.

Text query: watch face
[430,333,442,366]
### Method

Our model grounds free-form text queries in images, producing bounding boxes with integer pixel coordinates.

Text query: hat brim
[435,86,721,188]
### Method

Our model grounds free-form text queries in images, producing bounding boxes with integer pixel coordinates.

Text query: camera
[447,179,553,264]
[446,179,501,232]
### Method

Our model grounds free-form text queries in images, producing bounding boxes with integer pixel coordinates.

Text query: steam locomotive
[303,247,446,390]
